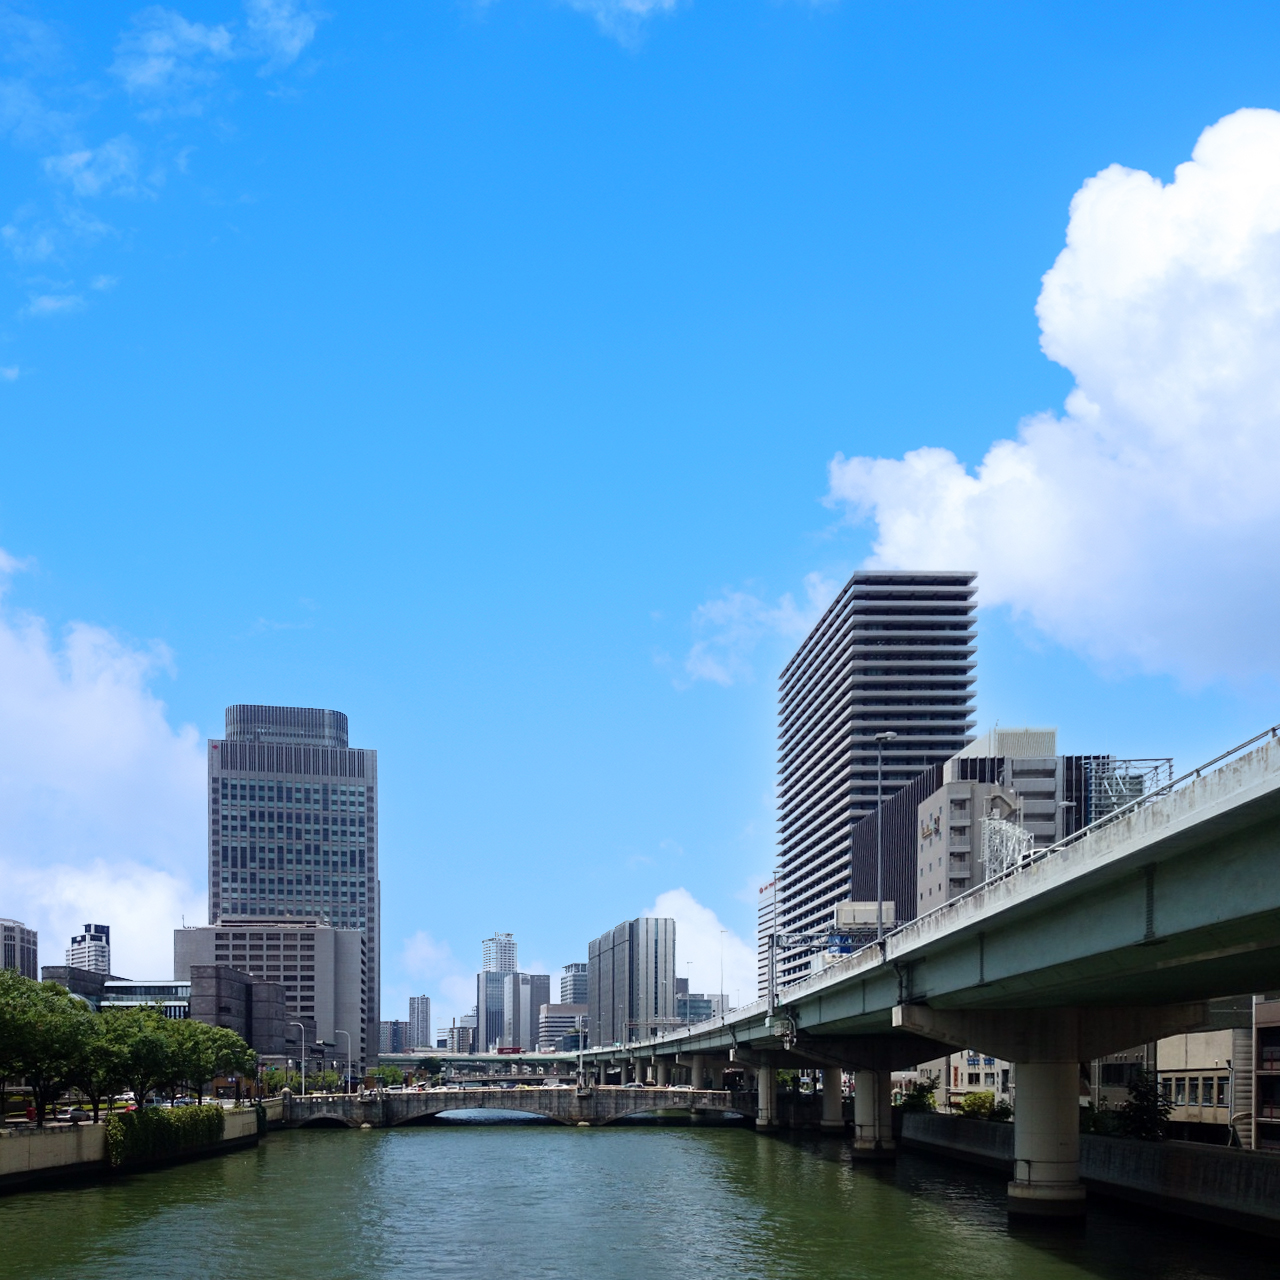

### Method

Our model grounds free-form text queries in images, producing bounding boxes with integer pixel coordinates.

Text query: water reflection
[0,1126,1270,1280]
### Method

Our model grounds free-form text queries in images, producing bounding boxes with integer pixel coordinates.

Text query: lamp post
[335,1029,352,1094]
[289,1021,307,1097]
[874,731,898,942]
[719,930,726,1017]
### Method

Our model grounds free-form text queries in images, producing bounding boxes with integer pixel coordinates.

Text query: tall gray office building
[587,917,677,1047]
[208,704,380,1060]
[774,572,976,985]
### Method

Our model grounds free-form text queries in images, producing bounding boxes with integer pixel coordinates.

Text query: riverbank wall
[900,1112,1280,1237]
[0,1100,281,1193]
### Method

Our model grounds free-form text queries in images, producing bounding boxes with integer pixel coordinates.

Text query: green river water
[0,1121,1272,1280]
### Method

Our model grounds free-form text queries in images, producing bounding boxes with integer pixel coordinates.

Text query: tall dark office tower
[774,572,976,985]
[208,705,379,1063]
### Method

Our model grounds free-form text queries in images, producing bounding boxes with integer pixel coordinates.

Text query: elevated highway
[584,727,1280,1216]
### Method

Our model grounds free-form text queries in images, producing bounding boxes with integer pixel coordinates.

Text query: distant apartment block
[482,932,517,973]
[409,996,432,1051]
[380,1020,410,1054]
[1,919,37,979]
[66,924,111,975]
[775,572,977,986]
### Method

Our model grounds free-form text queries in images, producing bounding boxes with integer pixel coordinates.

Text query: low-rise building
[175,920,367,1069]
[188,965,285,1055]
[537,1003,587,1051]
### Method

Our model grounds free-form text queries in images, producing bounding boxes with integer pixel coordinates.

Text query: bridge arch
[296,1112,359,1129]
[387,1096,573,1127]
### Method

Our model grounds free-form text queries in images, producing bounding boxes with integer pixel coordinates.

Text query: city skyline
[4,4,1280,1034]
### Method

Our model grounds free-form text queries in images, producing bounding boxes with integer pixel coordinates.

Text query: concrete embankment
[0,1099,281,1193]
[900,1112,1280,1237]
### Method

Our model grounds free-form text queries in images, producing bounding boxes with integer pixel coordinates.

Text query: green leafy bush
[105,1104,226,1167]
[958,1090,995,1119]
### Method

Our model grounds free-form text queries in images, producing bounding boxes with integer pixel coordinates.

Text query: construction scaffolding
[982,816,1035,878]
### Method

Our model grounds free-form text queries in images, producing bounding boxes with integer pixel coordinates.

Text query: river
[1,1119,1272,1279]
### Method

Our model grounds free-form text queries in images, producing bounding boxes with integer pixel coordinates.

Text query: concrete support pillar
[820,1068,844,1130]
[645,1056,656,1086]
[756,1064,778,1130]
[1008,1062,1085,1217]
[852,1069,895,1157]
[691,1054,706,1091]
[656,1058,670,1086]
[708,1060,725,1090]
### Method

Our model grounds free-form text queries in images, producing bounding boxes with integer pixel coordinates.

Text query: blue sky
[3,1,1280,1027]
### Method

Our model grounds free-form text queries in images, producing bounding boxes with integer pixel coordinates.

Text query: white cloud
[244,0,322,72]
[25,292,84,316]
[0,366,18,381]
[110,7,234,104]
[561,0,679,44]
[43,135,140,197]
[683,571,835,686]
[827,108,1280,685]
[0,553,207,978]
[642,887,757,1007]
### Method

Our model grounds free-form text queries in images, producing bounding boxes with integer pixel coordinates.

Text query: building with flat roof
[208,704,379,1057]
[774,572,977,986]
[188,965,284,1055]
[1,919,37,979]
[175,920,368,1069]
[380,1020,410,1054]
[587,917,677,1047]
[538,1004,587,1051]
[560,962,588,1006]
[482,932,517,973]
[66,924,111,975]
[408,995,432,1051]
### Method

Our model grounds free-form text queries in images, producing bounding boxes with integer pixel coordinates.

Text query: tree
[1115,1070,1172,1141]
[3,977,94,1125]
[368,1065,405,1089]
[68,1016,131,1122]
[898,1074,939,1113]
[102,1007,175,1105]
[958,1090,995,1119]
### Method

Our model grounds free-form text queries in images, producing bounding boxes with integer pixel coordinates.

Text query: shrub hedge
[105,1104,226,1167]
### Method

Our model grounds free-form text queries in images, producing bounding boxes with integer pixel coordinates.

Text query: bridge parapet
[280,1087,756,1128]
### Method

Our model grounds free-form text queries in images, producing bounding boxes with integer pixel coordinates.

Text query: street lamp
[289,1022,307,1097]
[719,930,726,1018]
[335,1029,352,1094]
[874,731,898,942]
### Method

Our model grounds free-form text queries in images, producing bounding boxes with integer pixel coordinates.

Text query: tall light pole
[335,1029,352,1094]
[289,1021,307,1097]
[719,930,726,1015]
[874,731,898,942]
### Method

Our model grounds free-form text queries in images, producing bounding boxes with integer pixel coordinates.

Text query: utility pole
[874,730,897,942]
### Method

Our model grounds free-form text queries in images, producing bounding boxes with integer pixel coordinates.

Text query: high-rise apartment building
[756,881,776,998]
[67,923,111,974]
[560,962,588,1005]
[380,1020,410,1054]
[1,919,37,979]
[208,705,379,1062]
[482,932,517,973]
[587,917,677,1047]
[774,571,977,985]
[408,995,432,1051]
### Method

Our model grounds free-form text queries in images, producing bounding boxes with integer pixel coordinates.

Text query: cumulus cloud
[643,888,756,1008]
[0,554,207,978]
[827,108,1280,685]
[561,0,679,44]
[683,571,835,686]
[0,366,18,380]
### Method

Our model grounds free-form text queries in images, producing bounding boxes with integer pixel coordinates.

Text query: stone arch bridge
[281,1087,756,1129]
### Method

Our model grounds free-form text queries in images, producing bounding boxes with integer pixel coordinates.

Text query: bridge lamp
[874,731,898,943]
